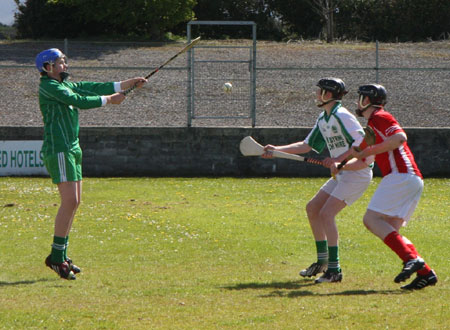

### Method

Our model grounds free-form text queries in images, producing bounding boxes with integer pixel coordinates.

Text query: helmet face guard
[35,48,65,73]
[356,84,387,116]
[356,94,369,117]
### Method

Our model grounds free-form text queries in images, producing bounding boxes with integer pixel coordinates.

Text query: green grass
[0,177,449,329]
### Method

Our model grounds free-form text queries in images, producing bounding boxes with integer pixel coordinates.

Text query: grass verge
[0,177,448,329]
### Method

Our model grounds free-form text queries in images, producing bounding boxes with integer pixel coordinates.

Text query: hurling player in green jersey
[36,48,147,280]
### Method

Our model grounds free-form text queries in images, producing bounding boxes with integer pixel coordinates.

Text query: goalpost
[186,21,257,127]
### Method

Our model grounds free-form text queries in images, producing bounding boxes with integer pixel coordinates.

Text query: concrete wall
[1,126,449,177]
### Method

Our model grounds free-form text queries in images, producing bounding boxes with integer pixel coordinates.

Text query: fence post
[375,40,379,83]
[251,23,257,127]
[186,26,192,127]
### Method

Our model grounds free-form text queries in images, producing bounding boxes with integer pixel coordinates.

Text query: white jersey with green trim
[305,102,365,158]
[305,102,372,181]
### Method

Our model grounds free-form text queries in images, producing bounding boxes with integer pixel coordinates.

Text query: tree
[14,0,80,38]
[191,0,284,40]
[335,0,450,41]
[13,0,450,41]
[265,0,323,40]
[307,0,340,42]
[15,0,196,39]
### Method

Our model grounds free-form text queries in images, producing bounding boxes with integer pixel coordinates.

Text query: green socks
[328,246,341,273]
[64,235,69,260]
[50,236,66,264]
[315,241,340,273]
[50,235,69,264]
[316,240,328,265]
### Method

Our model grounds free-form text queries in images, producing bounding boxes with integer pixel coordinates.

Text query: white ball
[223,82,233,93]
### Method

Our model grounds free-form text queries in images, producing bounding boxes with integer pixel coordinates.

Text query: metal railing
[0,38,448,127]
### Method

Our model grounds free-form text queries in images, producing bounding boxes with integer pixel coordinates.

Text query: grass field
[0,177,448,329]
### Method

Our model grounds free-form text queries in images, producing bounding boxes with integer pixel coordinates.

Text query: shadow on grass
[222,279,316,291]
[0,278,53,287]
[282,289,406,298]
[222,280,408,298]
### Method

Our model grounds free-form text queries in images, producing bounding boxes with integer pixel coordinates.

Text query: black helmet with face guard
[357,84,387,105]
[316,78,348,100]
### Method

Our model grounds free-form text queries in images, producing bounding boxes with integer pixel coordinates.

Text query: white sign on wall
[0,141,49,176]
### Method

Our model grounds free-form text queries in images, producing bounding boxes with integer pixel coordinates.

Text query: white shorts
[320,170,372,206]
[368,173,423,225]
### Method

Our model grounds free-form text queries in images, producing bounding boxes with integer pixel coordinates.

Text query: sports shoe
[401,270,438,290]
[45,255,76,280]
[315,269,343,283]
[66,257,81,274]
[299,262,327,277]
[394,257,425,283]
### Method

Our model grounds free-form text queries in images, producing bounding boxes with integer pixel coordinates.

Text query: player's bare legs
[65,181,82,236]
[55,181,80,237]
[305,190,329,241]
[362,209,402,240]
[319,195,346,246]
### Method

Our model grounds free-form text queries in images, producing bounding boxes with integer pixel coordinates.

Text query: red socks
[383,231,416,262]
[384,231,431,276]
[403,236,432,276]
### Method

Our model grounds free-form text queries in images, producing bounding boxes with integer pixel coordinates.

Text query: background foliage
[12,0,450,41]
[14,0,196,39]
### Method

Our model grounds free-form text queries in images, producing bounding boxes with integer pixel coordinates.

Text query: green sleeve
[305,125,326,154]
[69,81,116,96]
[40,79,103,109]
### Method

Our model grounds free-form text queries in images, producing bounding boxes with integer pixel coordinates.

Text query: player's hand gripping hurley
[239,136,323,166]
[123,37,201,96]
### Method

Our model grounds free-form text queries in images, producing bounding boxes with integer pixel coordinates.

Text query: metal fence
[0,37,449,128]
[187,21,257,127]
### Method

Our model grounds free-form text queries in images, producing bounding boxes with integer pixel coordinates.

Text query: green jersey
[38,76,115,155]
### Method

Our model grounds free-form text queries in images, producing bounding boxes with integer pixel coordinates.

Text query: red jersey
[368,109,422,179]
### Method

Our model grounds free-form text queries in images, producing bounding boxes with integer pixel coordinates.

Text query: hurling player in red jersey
[351,84,437,290]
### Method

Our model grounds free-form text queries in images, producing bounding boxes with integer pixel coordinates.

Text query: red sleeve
[371,110,404,138]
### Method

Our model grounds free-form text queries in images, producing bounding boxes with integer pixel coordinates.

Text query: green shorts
[44,148,83,184]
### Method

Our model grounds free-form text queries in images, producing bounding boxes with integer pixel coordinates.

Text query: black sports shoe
[394,257,425,283]
[299,262,327,277]
[66,257,81,274]
[315,269,343,283]
[401,270,438,290]
[45,255,76,280]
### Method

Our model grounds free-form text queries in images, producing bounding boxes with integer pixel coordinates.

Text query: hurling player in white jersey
[350,84,437,290]
[263,78,373,283]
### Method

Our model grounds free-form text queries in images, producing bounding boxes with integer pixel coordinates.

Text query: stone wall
[1,127,449,177]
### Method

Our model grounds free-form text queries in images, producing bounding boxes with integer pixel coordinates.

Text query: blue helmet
[35,48,64,72]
